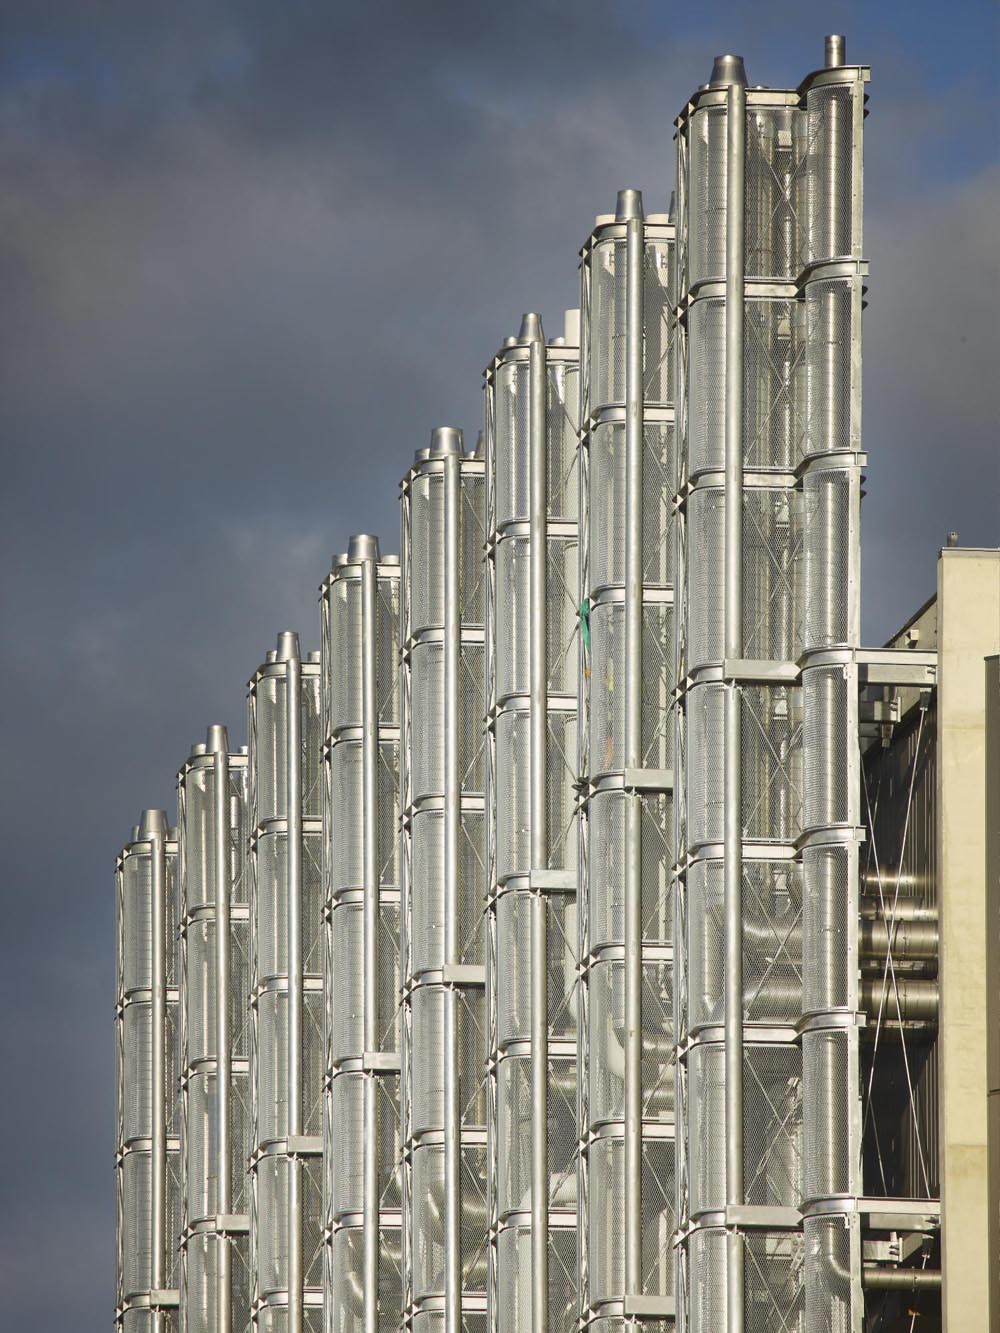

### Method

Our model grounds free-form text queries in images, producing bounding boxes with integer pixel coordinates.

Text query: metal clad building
[116,810,182,1333]
[484,311,581,1331]
[400,428,489,1331]
[674,38,869,1333]
[178,727,251,1333]
[115,32,994,1332]
[248,634,325,1333]
[577,189,677,1328]
[322,536,403,1331]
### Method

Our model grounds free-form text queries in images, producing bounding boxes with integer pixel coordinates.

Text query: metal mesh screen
[495,359,530,524]
[686,297,726,476]
[547,360,579,521]
[804,84,856,264]
[802,844,853,1014]
[803,279,853,458]
[740,685,802,842]
[686,485,725,669]
[802,468,852,647]
[802,1027,856,1202]
[688,106,728,286]
[744,106,807,280]
[589,236,628,409]
[495,536,529,699]
[802,667,850,830]
[409,471,444,634]
[744,1229,804,1333]
[803,1212,858,1333]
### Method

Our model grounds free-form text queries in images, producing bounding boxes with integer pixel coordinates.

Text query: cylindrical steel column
[723,76,746,1333]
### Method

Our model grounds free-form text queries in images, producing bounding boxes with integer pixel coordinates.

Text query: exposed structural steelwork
[674,38,870,1333]
[178,727,251,1333]
[483,310,581,1331]
[116,810,182,1333]
[115,32,990,1333]
[400,428,488,1331]
[577,190,678,1328]
[248,633,324,1333]
[322,536,403,1332]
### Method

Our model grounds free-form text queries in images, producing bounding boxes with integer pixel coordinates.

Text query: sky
[0,2,996,1327]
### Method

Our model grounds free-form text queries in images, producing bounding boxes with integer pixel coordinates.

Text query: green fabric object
[579,598,591,653]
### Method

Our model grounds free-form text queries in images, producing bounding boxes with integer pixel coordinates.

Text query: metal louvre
[248,641,324,1330]
[321,546,402,1331]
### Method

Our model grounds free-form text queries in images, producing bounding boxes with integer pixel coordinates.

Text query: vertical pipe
[723,78,746,1333]
[150,823,167,1296]
[528,332,549,1330]
[286,644,303,1333]
[362,554,380,1333]
[214,740,232,1331]
[623,203,645,1295]
[443,448,462,1332]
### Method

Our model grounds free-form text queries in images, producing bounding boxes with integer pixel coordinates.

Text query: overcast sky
[0,2,996,1327]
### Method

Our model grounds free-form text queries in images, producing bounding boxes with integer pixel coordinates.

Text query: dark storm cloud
[0,4,995,1327]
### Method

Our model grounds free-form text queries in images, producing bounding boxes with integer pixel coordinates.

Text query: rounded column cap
[429,426,463,457]
[709,53,747,86]
[137,809,169,838]
[615,187,644,221]
[275,631,300,662]
[348,533,381,561]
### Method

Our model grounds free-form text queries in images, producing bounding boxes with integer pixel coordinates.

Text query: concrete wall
[936,549,1000,1332]
[985,654,999,1332]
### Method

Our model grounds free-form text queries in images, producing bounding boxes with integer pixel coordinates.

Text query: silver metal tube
[862,1266,940,1292]
[624,208,644,1294]
[724,77,746,1333]
[362,554,380,1333]
[214,742,232,1330]
[825,34,846,69]
[443,448,462,1332]
[150,824,166,1294]
[528,332,549,1330]
[286,647,303,1333]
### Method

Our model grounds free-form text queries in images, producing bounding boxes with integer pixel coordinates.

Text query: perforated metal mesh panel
[116,831,183,1319]
[248,655,324,1328]
[401,451,487,1323]
[485,332,581,1331]
[677,60,866,1333]
[321,556,402,1330]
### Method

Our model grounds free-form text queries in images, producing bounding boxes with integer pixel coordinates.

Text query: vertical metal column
[323,539,403,1333]
[443,442,463,1333]
[152,813,168,1301]
[116,808,181,1332]
[287,638,305,1333]
[485,310,580,1333]
[214,731,234,1332]
[622,196,645,1299]
[578,191,677,1327]
[722,76,746,1333]
[401,429,488,1331]
[178,727,252,1333]
[528,329,550,1332]
[249,633,324,1333]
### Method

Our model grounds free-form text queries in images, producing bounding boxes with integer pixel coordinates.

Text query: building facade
[115,34,998,1333]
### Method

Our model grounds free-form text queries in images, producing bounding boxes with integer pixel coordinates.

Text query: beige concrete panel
[937,550,1000,1333]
